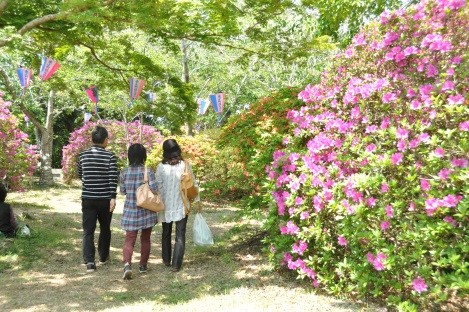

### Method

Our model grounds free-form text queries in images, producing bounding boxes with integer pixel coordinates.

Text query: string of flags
[197,92,225,115]
[15,56,226,124]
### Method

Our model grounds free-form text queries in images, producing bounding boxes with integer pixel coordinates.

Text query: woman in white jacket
[155,139,198,272]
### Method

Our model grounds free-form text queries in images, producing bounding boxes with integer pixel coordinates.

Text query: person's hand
[194,201,202,213]
[110,198,116,212]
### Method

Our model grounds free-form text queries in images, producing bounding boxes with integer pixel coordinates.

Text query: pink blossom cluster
[62,120,163,181]
[0,93,37,191]
[367,252,388,271]
[266,0,468,297]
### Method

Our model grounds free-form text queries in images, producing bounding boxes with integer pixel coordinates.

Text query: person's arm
[8,206,18,232]
[119,170,126,195]
[155,164,164,194]
[77,153,83,180]
[148,168,158,194]
[109,154,118,211]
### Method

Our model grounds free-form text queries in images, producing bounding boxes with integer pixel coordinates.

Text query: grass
[0,182,383,312]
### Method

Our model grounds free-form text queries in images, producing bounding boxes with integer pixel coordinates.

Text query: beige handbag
[136,167,164,212]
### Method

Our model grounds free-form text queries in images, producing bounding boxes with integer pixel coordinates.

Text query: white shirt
[155,161,199,223]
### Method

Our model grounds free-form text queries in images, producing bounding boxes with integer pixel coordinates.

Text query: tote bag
[136,167,164,212]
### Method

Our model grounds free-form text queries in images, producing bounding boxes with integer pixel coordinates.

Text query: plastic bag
[193,213,214,246]
[17,224,31,237]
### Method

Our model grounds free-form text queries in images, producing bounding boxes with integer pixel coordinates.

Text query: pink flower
[292,240,308,255]
[397,140,407,151]
[381,183,389,193]
[443,194,462,207]
[451,158,468,168]
[408,202,416,211]
[366,144,377,152]
[367,252,387,271]
[438,168,452,180]
[412,277,428,293]
[426,64,438,77]
[459,121,469,131]
[434,147,445,158]
[441,80,455,91]
[385,205,394,218]
[410,99,422,110]
[338,235,348,246]
[443,216,457,227]
[448,94,464,105]
[382,92,398,103]
[367,197,377,207]
[396,127,409,139]
[391,152,403,165]
[420,179,431,191]
[380,221,390,231]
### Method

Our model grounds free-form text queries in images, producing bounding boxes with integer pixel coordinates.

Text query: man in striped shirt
[78,125,118,273]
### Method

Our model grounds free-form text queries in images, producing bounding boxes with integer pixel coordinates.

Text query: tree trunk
[181,38,194,136]
[38,90,55,185]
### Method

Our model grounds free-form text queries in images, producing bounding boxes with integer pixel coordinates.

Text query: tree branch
[0,0,117,47]
[77,41,130,73]
[0,1,8,16]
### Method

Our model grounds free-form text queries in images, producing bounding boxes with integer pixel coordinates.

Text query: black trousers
[162,215,188,270]
[82,199,113,263]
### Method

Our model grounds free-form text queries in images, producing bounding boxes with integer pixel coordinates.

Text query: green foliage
[213,87,304,205]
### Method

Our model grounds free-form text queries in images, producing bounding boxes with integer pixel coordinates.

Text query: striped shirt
[78,146,118,199]
[120,166,158,231]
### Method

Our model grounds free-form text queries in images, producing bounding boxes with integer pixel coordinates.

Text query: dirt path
[1,183,384,312]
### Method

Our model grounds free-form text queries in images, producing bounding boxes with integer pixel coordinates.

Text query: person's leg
[96,199,113,262]
[123,230,138,264]
[82,199,98,264]
[161,221,173,266]
[172,215,188,271]
[139,227,153,266]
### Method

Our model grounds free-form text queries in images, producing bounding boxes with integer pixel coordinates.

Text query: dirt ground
[0,182,385,312]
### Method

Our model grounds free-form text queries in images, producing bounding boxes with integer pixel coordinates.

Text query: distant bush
[265,0,468,310]
[147,133,219,199]
[215,87,304,204]
[62,120,163,182]
[0,92,37,191]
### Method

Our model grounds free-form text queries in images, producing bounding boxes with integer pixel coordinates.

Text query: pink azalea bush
[265,0,468,309]
[62,120,163,182]
[0,92,37,191]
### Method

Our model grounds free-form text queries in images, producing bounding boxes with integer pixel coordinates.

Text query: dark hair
[128,143,147,166]
[91,125,108,144]
[162,139,183,165]
[0,182,7,202]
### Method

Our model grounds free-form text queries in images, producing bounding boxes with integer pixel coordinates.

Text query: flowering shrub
[0,92,37,191]
[265,0,468,310]
[62,120,163,182]
[214,87,304,201]
[146,134,218,187]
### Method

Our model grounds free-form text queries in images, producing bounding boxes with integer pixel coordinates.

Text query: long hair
[128,143,147,167]
[162,139,183,165]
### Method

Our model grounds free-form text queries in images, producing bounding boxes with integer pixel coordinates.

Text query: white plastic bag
[193,213,214,246]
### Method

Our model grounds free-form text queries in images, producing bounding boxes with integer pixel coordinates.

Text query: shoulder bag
[136,167,165,212]
[180,160,198,214]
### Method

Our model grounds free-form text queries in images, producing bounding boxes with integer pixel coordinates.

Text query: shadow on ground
[1,190,382,312]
